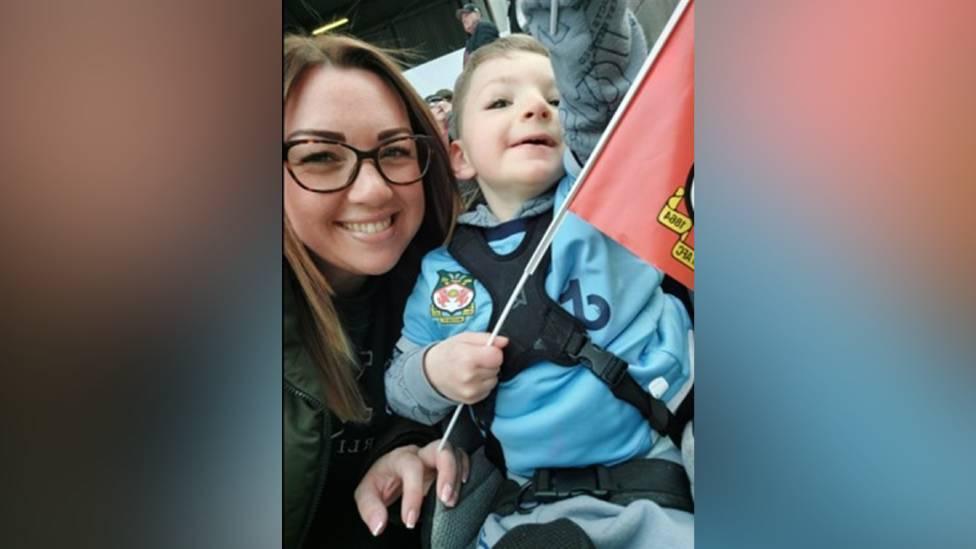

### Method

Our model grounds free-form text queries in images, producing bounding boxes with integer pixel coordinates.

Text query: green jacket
[284,271,332,548]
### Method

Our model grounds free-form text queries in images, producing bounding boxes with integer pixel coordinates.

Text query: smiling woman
[282,34,465,548]
[284,65,429,292]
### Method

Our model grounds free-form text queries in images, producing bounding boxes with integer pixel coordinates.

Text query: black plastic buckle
[567,338,629,387]
[532,466,612,503]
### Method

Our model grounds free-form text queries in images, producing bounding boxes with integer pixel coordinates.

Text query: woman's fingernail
[441,483,454,505]
[370,517,384,537]
[405,509,417,529]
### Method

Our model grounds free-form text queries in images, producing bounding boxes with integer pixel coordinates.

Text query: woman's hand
[424,332,507,404]
[354,440,471,537]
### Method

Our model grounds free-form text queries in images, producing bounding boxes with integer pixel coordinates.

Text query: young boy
[386,1,693,546]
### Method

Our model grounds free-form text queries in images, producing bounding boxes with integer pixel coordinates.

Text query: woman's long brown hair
[284,34,460,422]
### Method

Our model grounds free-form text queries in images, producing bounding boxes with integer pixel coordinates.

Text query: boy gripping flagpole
[439,0,695,451]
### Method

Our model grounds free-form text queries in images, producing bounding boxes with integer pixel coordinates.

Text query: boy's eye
[487,98,511,109]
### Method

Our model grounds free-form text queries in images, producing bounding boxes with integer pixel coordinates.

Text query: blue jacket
[387,170,692,477]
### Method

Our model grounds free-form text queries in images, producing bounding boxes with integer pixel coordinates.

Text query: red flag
[568,1,694,289]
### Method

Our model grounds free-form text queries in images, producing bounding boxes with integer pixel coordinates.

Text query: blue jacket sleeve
[384,256,457,425]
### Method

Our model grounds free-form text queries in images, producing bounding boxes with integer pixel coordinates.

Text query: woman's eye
[380,146,413,159]
[301,151,340,165]
[487,98,510,109]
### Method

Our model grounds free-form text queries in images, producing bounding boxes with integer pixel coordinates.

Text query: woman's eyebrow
[285,128,411,142]
[286,129,345,141]
[377,127,412,140]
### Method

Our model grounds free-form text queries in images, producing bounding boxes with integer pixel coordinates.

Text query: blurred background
[283,0,681,95]
[283,0,679,57]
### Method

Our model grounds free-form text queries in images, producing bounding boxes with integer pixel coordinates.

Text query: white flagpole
[438,0,693,452]
[438,265,534,451]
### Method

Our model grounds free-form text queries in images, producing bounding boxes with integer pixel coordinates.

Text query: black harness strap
[491,458,694,516]
[449,213,580,379]
[448,213,559,472]
[564,333,686,448]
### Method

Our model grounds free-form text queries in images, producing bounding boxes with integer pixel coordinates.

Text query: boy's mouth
[511,134,558,148]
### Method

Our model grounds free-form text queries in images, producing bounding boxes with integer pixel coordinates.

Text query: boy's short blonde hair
[449,34,551,140]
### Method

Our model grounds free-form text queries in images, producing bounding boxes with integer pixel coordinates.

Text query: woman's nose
[347,160,393,204]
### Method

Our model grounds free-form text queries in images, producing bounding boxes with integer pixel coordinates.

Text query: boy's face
[452,52,564,201]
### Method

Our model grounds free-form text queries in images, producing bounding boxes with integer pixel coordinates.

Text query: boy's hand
[424,332,508,404]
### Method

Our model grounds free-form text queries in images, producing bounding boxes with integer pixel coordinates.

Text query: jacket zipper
[285,382,331,548]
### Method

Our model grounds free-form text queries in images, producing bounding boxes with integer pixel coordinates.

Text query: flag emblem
[431,271,477,324]
[656,166,695,270]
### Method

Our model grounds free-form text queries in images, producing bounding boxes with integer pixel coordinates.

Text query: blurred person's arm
[519,0,648,163]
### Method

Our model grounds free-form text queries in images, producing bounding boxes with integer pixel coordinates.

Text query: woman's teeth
[341,217,392,234]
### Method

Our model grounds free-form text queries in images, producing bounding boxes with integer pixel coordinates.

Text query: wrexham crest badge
[431,270,476,324]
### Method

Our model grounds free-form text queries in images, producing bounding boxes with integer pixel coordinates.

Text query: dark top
[302,278,420,548]
[465,20,500,54]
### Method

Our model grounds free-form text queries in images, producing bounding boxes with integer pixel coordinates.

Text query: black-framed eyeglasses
[283,134,433,193]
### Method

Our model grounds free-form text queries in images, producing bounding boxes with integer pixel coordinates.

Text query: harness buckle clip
[568,338,629,387]
[532,465,612,503]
